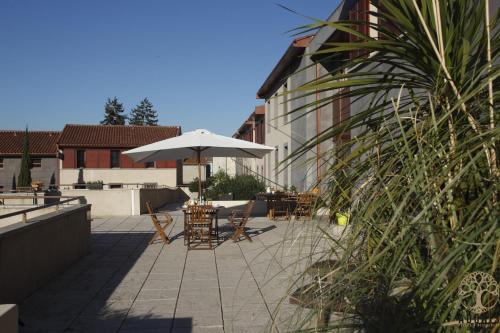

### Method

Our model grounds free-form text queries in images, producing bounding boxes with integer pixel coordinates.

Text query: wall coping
[0,204,91,240]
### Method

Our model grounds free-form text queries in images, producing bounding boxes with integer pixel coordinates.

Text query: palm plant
[283,0,499,331]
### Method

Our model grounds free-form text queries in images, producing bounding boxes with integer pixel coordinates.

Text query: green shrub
[203,171,265,200]
[86,180,103,190]
[229,174,265,200]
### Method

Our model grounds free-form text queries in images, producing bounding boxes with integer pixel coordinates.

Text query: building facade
[57,124,183,188]
[247,0,376,192]
[232,105,265,180]
[0,131,60,192]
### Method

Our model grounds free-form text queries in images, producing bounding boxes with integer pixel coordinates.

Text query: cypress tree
[18,128,32,188]
[101,97,126,125]
[11,173,16,191]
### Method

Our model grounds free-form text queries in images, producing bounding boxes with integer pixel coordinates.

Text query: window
[109,183,123,189]
[283,82,288,124]
[31,158,42,168]
[0,158,3,168]
[273,93,278,128]
[274,146,279,184]
[110,150,120,168]
[76,150,85,168]
[145,161,155,168]
[283,144,289,187]
[266,100,271,133]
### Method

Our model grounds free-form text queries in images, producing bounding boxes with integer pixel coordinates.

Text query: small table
[258,193,297,220]
[182,206,224,244]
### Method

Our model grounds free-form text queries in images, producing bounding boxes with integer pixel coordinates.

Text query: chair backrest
[189,205,208,223]
[146,201,157,220]
[244,200,254,216]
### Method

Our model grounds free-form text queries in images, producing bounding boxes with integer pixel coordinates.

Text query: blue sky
[0,0,339,136]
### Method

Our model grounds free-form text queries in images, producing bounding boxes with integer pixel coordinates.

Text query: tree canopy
[101,97,126,125]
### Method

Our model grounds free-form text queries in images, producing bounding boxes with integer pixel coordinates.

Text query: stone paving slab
[18,208,339,332]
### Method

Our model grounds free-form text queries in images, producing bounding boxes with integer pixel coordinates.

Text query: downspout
[315,63,321,186]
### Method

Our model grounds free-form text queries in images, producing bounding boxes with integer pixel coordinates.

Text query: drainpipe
[315,64,321,186]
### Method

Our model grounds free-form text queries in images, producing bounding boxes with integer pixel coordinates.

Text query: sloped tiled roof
[0,131,60,156]
[58,124,181,148]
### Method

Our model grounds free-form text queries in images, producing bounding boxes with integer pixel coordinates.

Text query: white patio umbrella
[123,129,274,199]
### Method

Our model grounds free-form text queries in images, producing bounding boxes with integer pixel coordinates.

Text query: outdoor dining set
[145,200,255,250]
[258,191,318,221]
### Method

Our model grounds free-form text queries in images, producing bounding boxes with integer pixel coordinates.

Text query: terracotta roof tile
[0,131,60,156]
[58,124,181,148]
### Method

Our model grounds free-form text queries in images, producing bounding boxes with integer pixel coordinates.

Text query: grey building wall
[0,157,59,191]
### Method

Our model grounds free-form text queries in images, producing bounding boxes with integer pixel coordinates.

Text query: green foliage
[18,128,31,187]
[129,98,158,126]
[101,97,126,125]
[188,177,212,194]
[286,0,499,331]
[86,180,103,190]
[204,171,265,200]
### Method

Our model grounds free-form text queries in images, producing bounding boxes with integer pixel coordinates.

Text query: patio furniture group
[259,191,318,221]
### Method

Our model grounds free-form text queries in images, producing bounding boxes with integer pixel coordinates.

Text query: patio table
[181,205,224,244]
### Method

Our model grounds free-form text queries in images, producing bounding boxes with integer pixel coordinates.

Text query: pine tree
[143,98,158,126]
[128,98,158,126]
[129,102,146,126]
[101,97,126,125]
[18,128,32,188]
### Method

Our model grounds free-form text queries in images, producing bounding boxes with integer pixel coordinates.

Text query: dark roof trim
[309,0,354,54]
[256,35,314,100]
[233,105,265,138]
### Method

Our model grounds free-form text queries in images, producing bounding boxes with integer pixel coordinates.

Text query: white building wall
[264,81,292,190]
[212,157,236,176]
[59,168,177,187]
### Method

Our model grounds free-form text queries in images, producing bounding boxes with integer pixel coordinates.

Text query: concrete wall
[208,200,267,217]
[0,205,91,304]
[62,188,187,216]
[59,168,177,188]
[139,188,188,213]
[182,165,207,184]
[212,157,236,177]
[0,206,61,227]
[0,157,58,191]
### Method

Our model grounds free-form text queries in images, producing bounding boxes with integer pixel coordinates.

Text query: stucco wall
[62,188,187,216]
[0,205,91,303]
[212,157,236,176]
[0,157,58,191]
[182,165,207,184]
[60,168,177,187]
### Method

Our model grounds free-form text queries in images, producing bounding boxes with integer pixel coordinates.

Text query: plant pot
[336,212,349,226]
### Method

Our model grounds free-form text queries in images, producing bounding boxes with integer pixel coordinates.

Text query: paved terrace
[19,207,337,333]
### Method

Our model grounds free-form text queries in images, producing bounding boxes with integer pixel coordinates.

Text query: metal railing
[0,195,85,223]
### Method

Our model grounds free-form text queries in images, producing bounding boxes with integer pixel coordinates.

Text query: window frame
[110,150,121,168]
[76,150,85,168]
[31,158,42,168]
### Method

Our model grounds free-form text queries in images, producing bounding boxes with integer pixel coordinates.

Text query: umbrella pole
[197,149,202,201]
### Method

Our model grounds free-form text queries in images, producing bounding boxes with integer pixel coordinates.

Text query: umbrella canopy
[123,129,274,199]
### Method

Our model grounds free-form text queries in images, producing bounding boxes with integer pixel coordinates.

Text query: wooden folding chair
[228,200,254,242]
[294,193,316,220]
[186,205,213,249]
[146,201,172,245]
